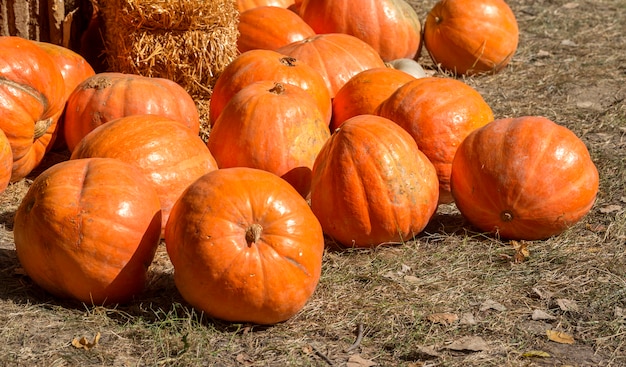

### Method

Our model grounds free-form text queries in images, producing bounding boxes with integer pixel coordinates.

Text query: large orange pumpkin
[209,49,332,126]
[310,115,439,248]
[70,115,219,236]
[331,67,415,130]
[0,129,12,193]
[376,76,494,204]
[64,72,200,151]
[0,36,66,181]
[237,0,294,12]
[423,0,519,75]
[299,0,422,61]
[276,33,387,97]
[450,116,599,240]
[34,41,96,151]
[13,158,162,305]
[165,167,325,324]
[208,81,330,198]
[238,6,316,53]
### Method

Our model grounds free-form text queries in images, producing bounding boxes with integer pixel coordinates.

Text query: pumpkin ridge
[0,76,50,114]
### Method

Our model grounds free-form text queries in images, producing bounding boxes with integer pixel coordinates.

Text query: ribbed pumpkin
[209,49,332,126]
[64,72,200,152]
[237,0,294,12]
[238,6,316,53]
[0,36,66,181]
[276,33,387,97]
[376,77,494,204]
[423,0,519,75]
[331,67,415,130]
[311,115,439,248]
[0,129,12,194]
[165,167,325,324]
[13,158,162,305]
[299,0,422,61]
[450,116,599,240]
[34,41,96,151]
[208,81,330,198]
[70,115,219,236]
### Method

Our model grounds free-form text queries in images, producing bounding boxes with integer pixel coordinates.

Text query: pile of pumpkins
[0,0,599,325]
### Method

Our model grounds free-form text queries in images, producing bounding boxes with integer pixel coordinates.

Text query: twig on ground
[311,344,334,366]
[345,323,364,352]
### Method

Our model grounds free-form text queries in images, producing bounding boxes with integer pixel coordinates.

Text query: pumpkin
[13,157,162,305]
[331,67,415,130]
[208,81,330,198]
[0,36,66,181]
[70,115,219,236]
[0,129,12,193]
[423,0,519,75]
[376,76,494,204]
[310,114,439,248]
[165,167,325,324]
[238,6,316,53]
[276,33,387,97]
[64,72,200,152]
[209,49,332,126]
[450,116,599,240]
[387,58,428,79]
[34,41,96,151]
[299,0,422,61]
[237,0,295,12]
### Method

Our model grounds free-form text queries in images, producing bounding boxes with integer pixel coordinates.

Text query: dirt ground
[0,0,625,366]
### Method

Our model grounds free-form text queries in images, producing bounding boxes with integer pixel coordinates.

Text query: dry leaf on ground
[522,350,551,358]
[445,336,489,352]
[532,309,557,320]
[71,332,101,350]
[427,312,459,325]
[556,299,579,312]
[546,330,575,344]
[479,299,507,312]
[347,354,376,367]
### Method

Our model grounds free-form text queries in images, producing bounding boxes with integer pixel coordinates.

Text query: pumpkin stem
[269,83,286,95]
[501,211,514,222]
[280,56,298,67]
[245,223,263,246]
[34,117,53,140]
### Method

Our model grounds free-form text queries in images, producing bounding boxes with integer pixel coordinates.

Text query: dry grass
[1,0,625,366]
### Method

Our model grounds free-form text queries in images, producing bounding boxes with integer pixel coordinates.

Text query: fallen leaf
[562,2,580,8]
[415,345,441,358]
[459,313,477,325]
[404,275,420,284]
[600,205,623,214]
[347,354,376,367]
[561,39,578,47]
[479,299,507,312]
[536,50,552,58]
[511,240,530,263]
[71,332,101,350]
[532,287,554,300]
[546,330,575,344]
[532,309,557,321]
[427,312,459,325]
[522,350,551,358]
[556,298,579,312]
[446,336,489,352]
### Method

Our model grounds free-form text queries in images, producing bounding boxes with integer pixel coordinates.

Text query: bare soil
[1,0,625,366]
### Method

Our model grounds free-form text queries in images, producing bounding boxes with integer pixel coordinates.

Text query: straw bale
[97,0,239,101]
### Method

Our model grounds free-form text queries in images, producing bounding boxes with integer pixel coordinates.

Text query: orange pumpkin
[165,167,325,324]
[238,6,316,53]
[299,0,422,61]
[70,115,219,236]
[450,116,599,240]
[276,33,386,97]
[0,129,12,193]
[310,115,439,248]
[209,49,332,126]
[64,72,200,152]
[376,76,494,204]
[0,36,66,181]
[208,81,330,198]
[423,0,519,75]
[331,67,415,130]
[13,158,162,305]
[237,0,295,12]
[34,41,96,151]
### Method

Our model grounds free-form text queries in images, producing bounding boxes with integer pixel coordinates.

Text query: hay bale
[97,0,239,101]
